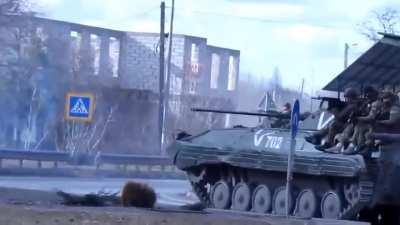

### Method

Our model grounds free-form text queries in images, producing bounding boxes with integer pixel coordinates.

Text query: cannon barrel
[312,96,341,100]
[191,108,313,121]
[191,108,290,118]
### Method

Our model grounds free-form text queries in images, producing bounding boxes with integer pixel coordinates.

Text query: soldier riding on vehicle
[340,86,381,154]
[365,91,400,148]
[306,87,363,152]
[270,102,291,129]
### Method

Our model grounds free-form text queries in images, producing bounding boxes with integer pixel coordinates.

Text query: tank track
[187,169,211,207]
[190,180,211,207]
[186,167,374,221]
[341,179,374,219]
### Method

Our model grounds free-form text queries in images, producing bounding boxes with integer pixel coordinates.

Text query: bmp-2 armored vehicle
[167,101,400,224]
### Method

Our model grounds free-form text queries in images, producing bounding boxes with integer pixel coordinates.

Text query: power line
[131,5,160,18]
[169,7,353,30]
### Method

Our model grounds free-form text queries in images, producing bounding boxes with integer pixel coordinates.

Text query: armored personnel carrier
[167,99,400,224]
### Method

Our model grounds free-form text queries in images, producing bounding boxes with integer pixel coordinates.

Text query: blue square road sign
[65,93,95,122]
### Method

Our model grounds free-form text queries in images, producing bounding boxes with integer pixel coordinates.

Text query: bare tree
[358,7,400,42]
[64,105,116,155]
[1,0,24,15]
[0,0,35,18]
[0,0,39,148]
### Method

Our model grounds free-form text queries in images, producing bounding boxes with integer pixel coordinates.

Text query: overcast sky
[34,0,399,93]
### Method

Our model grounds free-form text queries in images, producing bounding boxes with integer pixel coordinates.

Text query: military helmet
[381,91,396,103]
[363,86,379,101]
[283,102,291,109]
[344,87,359,99]
[364,86,378,96]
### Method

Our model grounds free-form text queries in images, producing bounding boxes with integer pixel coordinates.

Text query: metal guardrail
[0,149,175,172]
[94,152,172,170]
[0,149,70,168]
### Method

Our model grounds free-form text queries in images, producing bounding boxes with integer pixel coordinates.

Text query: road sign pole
[286,138,296,217]
[286,99,300,217]
[159,1,166,155]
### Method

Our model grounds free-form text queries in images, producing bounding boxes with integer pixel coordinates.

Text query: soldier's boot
[315,142,333,151]
[305,134,322,145]
[342,143,368,155]
[324,143,343,154]
[342,143,357,155]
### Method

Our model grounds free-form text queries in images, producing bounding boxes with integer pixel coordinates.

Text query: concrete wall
[120,33,186,93]
[0,15,241,154]
[2,16,240,93]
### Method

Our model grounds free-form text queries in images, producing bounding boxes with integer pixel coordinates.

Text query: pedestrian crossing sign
[65,92,95,122]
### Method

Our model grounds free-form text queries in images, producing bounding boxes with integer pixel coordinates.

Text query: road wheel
[272,186,293,215]
[231,182,252,211]
[210,180,231,209]
[294,189,318,218]
[321,191,342,219]
[251,184,272,213]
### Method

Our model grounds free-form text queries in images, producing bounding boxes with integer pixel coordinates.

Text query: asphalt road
[0,177,369,225]
[0,176,197,205]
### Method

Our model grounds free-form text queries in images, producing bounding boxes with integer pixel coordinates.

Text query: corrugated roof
[323,33,400,91]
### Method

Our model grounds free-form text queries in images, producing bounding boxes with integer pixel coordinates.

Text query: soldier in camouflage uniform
[270,102,291,129]
[342,86,381,154]
[373,92,400,133]
[354,91,400,153]
[314,88,362,152]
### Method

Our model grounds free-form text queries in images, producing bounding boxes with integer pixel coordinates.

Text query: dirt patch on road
[0,187,61,206]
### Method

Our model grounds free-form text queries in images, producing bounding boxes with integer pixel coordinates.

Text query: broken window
[224,114,231,128]
[189,81,197,94]
[227,56,237,91]
[169,99,181,116]
[109,37,120,78]
[18,27,36,59]
[70,31,82,73]
[20,26,48,66]
[35,26,48,42]
[90,34,101,75]
[190,43,199,75]
[19,41,30,59]
[170,75,182,95]
[210,53,220,89]
[190,43,199,63]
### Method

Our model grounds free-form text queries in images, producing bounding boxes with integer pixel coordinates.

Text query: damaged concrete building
[0,16,240,155]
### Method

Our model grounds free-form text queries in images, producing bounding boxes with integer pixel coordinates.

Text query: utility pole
[163,0,175,152]
[310,68,315,112]
[166,0,175,86]
[299,78,304,100]
[344,43,349,69]
[344,43,357,69]
[159,1,165,155]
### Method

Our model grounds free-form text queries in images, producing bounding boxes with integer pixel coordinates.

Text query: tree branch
[90,107,114,152]
[358,7,400,42]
